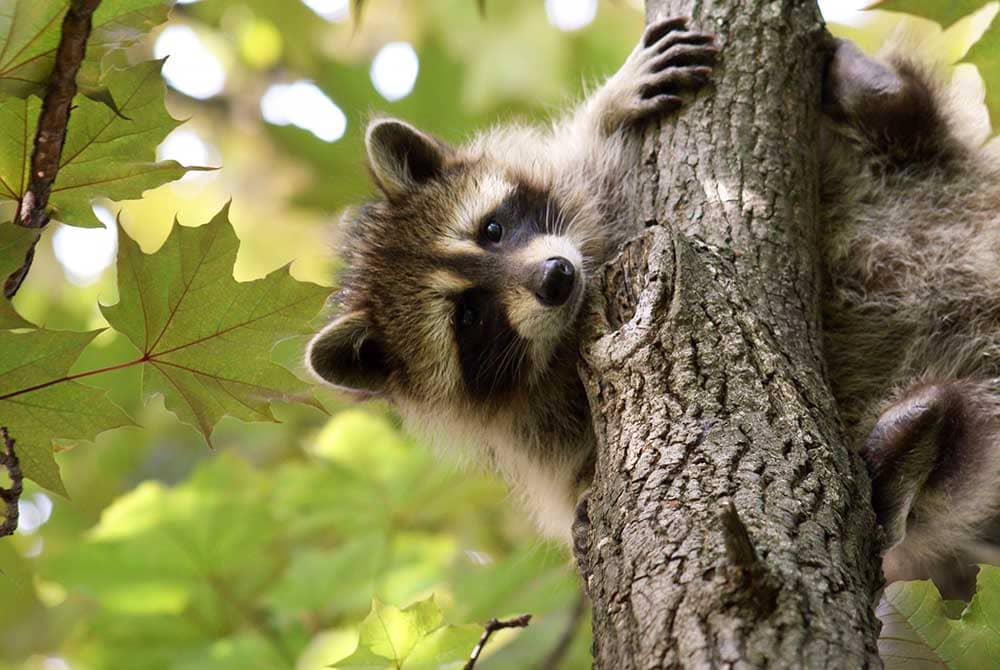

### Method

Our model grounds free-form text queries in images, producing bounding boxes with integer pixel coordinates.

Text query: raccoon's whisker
[480,338,514,398]
[487,337,528,398]
[554,205,570,236]
[496,339,526,391]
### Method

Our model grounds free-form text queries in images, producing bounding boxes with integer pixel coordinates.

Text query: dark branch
[720,500,759,569]
[719,501,779,616]
[464,614,532,670]
[0,427,23,538]
[3,0,103,299]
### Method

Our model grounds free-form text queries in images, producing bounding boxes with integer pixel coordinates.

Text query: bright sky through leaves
[261,81,348,141]
[545,0,598,31]
[301,0,349,22]
[154,25,225,99]
[371,42,419,101]
[51,206,117,285]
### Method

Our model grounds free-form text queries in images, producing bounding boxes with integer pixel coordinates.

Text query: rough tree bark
[572,0,885,667]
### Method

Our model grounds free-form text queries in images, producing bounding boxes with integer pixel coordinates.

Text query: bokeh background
[2,1,996,668]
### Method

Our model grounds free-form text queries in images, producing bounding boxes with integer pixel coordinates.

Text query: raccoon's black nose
[535,256,576,307]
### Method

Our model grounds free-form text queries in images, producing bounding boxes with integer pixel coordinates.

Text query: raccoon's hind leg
[864,381,1000,598]
[823,38,962,167]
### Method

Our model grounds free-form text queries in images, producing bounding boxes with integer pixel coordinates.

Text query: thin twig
[3,0,103,299]
[539,590,587,670]
[0,427,23,537]
[464,614,532,670]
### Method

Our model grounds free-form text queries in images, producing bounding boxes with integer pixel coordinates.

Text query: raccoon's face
[307,118,592,408]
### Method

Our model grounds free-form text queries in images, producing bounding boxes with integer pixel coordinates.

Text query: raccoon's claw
[602,17,718,131]
[641,21,718,96]
[642,16,691,47]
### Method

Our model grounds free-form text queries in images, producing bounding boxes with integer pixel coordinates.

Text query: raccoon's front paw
[602,17,719,131]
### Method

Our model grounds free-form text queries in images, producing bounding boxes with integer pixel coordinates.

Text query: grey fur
[822,38,1000,596]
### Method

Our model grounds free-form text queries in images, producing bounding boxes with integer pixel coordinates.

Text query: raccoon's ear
[307,310,391,395]
[365,118,450,197]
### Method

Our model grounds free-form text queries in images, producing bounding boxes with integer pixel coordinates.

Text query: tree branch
[574,0,883,667]
[0,427,23,537]
[464,614,531,670]
[3,0,103,299]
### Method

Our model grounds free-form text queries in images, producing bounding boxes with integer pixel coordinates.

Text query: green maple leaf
[874,1,1000,130]
[0,328,132,494]
[333,597,482,670]
[0,59,209,227]
[101,204,329,442]
[966,21,1000,133]
[0,0,172,104]
[875,1,988,30]
[876,565,1000,669]
[0,221,34,328]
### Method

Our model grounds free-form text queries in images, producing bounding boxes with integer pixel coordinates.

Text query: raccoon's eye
[456,302,481,329]
[482,219,503,244]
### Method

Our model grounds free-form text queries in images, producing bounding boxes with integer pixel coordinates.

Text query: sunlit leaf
[0,220,34,327]
[875,0,1000,128]
[0,328,132,494]
[101,203,329,442]
[876,565,1000,669]
[0,0,172,102]
[0,60,208,228]
[966,20,1000,130]
[332,597,480,670]
[876,0,992,28]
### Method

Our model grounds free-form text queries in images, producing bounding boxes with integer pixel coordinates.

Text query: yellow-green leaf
[0,60,206,228]
[333,597,481,670]
[100,204,330,442]
[966,21,1000,131]
[0,221,34,327]
[877,565,1000,669]
[875,1,1000,129]
[0,328,133,494]
[876,1,991,28]
[0,0,172,102]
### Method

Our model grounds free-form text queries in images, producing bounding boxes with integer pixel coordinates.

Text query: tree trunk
[572,0,885,667]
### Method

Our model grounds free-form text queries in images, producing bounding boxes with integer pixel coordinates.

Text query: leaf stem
[464,614,532,670]
[0,355,146,401]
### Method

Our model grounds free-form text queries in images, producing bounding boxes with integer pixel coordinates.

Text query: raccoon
[307,16,719,540]
[821,38,1000,597]
[307,20,1000,595]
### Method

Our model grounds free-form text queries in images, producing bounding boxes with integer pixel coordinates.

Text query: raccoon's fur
[307,22,1000,596]
[821,39,1000,597]
[308,17,718,540]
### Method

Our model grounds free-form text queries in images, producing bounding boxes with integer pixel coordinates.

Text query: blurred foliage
[0,1,998,669]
